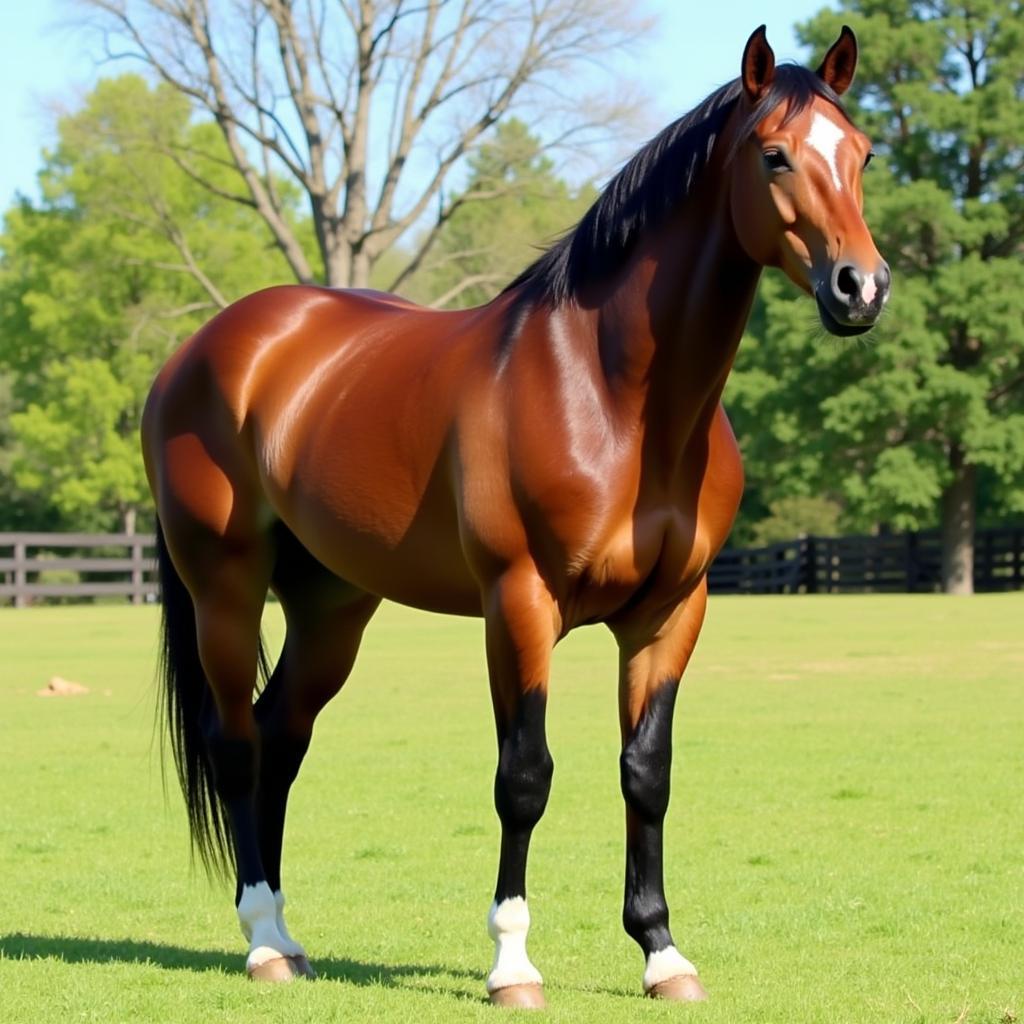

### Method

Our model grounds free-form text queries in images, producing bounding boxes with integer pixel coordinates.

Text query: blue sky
[1,1,833,209]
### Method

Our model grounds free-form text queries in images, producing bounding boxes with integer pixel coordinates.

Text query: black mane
[506,65,846,306]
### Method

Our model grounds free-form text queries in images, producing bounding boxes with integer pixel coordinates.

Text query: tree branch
[84,0,649,288]
[429,272,508,308]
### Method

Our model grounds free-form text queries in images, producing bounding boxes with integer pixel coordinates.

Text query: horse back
[142,285,495,611]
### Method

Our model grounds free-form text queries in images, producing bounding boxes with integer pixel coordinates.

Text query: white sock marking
[237,882,291,969]
[806,112,845,191]
[273,889,307,958]
[861,273,877,305]
[486,897,543,992]
[643,945,698,992]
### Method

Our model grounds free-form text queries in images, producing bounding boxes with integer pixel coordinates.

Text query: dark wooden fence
[0,532,157,607]
[1,526,1021,605]
[708,526,1024,594]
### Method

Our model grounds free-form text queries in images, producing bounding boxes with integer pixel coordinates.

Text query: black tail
[155,520,270,879]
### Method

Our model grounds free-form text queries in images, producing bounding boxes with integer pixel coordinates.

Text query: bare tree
[82,0,648,290]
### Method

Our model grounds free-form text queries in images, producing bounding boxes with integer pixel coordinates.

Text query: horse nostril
[833,264,861,305]
[877,262,891,295]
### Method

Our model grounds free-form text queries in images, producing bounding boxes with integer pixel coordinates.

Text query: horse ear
[741,25,776,102]
[816,25,858,95]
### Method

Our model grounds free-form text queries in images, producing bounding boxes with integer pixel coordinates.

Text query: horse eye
[864,150,875,169]
[763,148,791,173]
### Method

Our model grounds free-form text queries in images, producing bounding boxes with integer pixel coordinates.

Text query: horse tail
[156,519,273,879]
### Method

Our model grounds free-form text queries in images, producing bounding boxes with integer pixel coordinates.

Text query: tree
[727,1,1024,593]
[0,74,292,531]
[82,0,646,290]
[742,495,843,548]
[406,118,596,308]
[10,358,149,532]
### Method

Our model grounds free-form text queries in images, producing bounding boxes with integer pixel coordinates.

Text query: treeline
[1,1,1021,594]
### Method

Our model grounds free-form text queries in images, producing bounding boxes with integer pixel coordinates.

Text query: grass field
[0,595,1021,1023]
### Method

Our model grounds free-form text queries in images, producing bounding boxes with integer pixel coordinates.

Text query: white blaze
[806,112,846,191]
[862,273,877,305]
[486,897,543,992]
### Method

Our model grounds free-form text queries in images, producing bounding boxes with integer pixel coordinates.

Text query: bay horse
[143,25,889,1007]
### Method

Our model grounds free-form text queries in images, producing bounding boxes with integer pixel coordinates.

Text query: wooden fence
[708,526,1024,594]
[1,526,1021,605]
[0,532,157,607]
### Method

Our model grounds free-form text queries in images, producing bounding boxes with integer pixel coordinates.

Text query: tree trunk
[123,505,137,536]
[940,446,975,595]
[320,223,351,289]
[319,230,371,289]
[350,249,371,289]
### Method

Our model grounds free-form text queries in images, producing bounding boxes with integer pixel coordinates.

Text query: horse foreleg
[483,567,556,1010]
[612,581,710,1002]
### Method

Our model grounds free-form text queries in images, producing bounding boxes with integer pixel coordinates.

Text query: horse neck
[595,180,761,477]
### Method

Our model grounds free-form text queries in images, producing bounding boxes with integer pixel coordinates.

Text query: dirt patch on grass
[37,676,89,697]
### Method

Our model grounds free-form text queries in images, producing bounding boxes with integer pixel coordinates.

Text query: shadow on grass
[0,932,481,995]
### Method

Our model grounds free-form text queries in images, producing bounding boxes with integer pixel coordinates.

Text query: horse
[143,24,889,1007]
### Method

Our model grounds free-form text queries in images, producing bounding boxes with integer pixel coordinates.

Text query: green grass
[1,595,1022,1023]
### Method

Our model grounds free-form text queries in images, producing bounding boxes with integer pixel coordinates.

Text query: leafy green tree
[727,1,1024,592]
[0,74,293,531]
[10,358,147,532]
[406,119,597,308]
[0,372,58,531]
[741,496,843,547]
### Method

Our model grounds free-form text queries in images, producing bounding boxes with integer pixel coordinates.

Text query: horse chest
[566,431,743,627]
[558,504,710,629]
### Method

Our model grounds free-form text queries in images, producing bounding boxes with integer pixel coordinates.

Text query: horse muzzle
[815,260,891,337]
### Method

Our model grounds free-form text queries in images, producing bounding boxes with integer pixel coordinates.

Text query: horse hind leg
[157,518,305,982]
[251,530,382,974]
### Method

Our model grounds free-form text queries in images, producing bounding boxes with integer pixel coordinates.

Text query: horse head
[729,25,890,336]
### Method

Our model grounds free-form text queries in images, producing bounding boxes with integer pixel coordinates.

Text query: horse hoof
[647,974,708,1002]
[290,955,317,979]
[247,955,309,983]
[489,983,547,1009]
